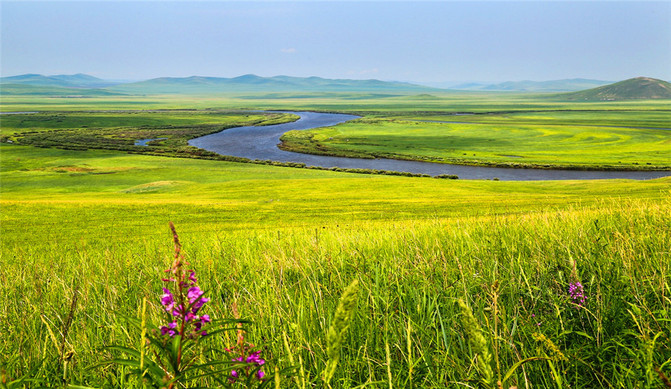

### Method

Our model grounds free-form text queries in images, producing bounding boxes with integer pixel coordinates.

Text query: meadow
[1,93,670,388]
[280,110,671,170]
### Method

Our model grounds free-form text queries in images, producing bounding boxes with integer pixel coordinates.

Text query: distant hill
[417,79,611,92]
[0,73,118,88]
[479,79,611,92]
[447,82,490,90]
[0,83,126,96]
[558,77,671,101]
[109,74,439,94]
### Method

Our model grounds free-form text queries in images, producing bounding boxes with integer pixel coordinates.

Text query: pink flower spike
[160,321,177,337]
[160,288,175,311]
[569,281,587,308]
[187,286,203,299]
[192,297,209,312]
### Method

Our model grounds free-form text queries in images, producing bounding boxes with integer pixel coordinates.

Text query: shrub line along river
[187,111,671,181]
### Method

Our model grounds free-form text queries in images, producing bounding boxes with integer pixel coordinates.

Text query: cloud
[281,48,297,54]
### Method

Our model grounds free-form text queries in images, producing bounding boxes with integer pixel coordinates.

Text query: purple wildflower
[228,347,266,383]
[569,281,586,307]
[160,288,175,312]
[160,321,177,337]
[159,261,210,338]
[193,297,209,312]
[194,315,210,336]
[187,286,210,312]
[246,351,265,365]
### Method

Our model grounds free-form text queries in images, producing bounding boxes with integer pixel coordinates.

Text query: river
[188,111,671,181]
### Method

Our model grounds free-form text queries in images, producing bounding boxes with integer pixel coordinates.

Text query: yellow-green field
[280,111,671,170]
[1,94,670,388]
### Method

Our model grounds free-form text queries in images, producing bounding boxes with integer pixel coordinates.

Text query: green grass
[2,144,671,387]
[280,112,671,170]
[0,83,126,96]
[4,97,670,171]
[0,111,292,134]
[3,91,671,113]
[0,111,299,164]
[392,109,671,129]
[1,93,671,387]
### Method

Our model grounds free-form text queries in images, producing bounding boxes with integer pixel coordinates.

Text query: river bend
[188,111,671,181]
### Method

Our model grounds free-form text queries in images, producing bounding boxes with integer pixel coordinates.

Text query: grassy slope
[6,145,670,235]
[2,94,671,387]
[559,77,671,101]
[2,144,670,387]
[0,83,126,96]
[0,73,113,88]
[107,75,438,94]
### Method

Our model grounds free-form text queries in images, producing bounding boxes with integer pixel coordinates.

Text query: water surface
[188,111,671,181]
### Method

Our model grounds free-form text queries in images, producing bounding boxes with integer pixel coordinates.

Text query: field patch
[122,180,193,194]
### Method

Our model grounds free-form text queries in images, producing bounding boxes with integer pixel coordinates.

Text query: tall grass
[1,199,670,387]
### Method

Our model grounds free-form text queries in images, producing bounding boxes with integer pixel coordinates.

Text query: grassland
[0,110,297,144]
[1,94,670,387]
[4,91,671,113]
[280,110,671,170]
[4,93,670,171]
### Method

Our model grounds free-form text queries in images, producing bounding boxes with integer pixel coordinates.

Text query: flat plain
[1,91,670,388]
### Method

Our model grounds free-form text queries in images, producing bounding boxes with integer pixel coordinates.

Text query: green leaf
[182,360,237,374]
[502,357,549,383]
[573,331,594,340]
[105,345,142,358]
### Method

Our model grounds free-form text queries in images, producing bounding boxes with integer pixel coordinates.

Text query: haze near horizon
[1,1,670,83]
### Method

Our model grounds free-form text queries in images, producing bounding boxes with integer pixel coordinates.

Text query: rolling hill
[478,78,611,92]
[559,77,671,100]
[0,73,118,88]
[0,83,126,96]
[108,74,439,94]
[421,79,611,92]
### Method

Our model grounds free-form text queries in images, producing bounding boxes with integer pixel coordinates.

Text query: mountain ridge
[428,78,612,92]
[107,74,439,94]
[3,73,670,97]
[557,77,671,100]
[0,73,119,88]
[0,83,127,96]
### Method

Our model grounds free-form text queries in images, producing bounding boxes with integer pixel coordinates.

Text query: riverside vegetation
[1,94,670,387]
[279,110,671,170]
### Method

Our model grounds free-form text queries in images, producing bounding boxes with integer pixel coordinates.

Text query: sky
[1,1,670,83]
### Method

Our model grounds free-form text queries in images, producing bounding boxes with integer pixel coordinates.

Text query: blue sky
[2,1,670,82]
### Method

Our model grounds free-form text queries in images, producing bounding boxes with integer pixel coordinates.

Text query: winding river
[188,111,671,181]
